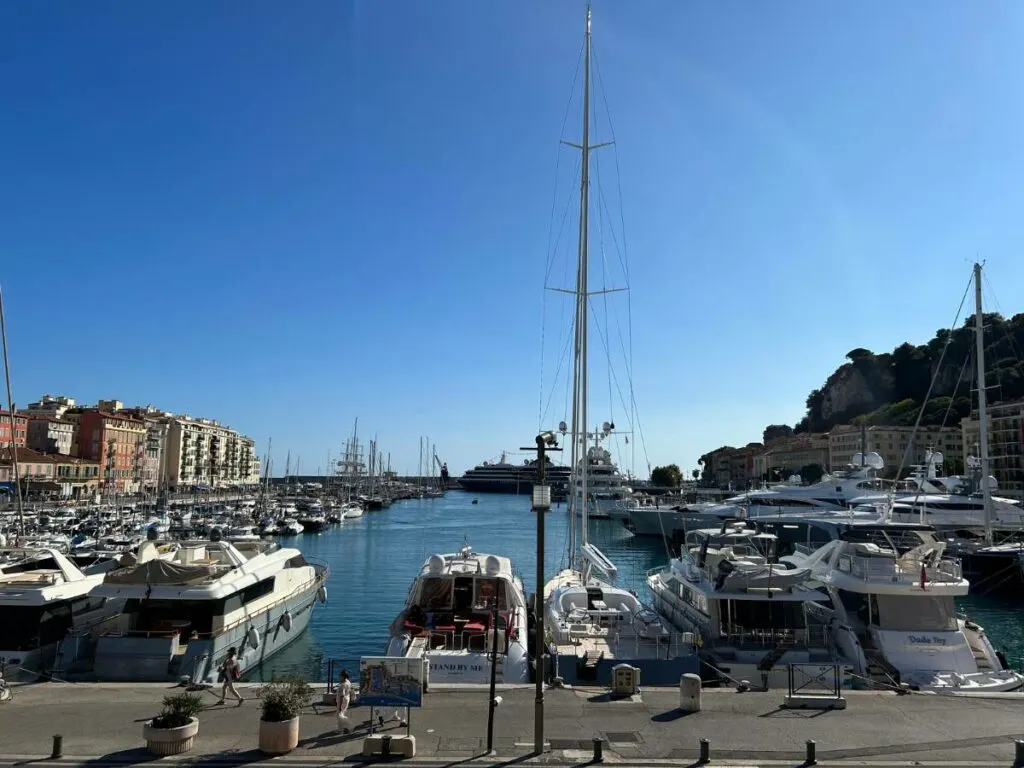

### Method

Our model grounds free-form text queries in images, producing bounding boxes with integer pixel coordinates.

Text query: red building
[77,410,147,492]
[0,411,28,448]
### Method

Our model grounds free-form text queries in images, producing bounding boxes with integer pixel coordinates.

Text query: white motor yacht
[225,525,262,542]
[278,518,304,535]
[88,535,327,683]
[0,548,124,681]
[386,542,529,684]
[341,501,364,519]
[785,522,1022,692]
[647,522,840,688]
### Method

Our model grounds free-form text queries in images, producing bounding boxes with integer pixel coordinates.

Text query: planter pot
[259,716,300,755]
[143,717,199,756]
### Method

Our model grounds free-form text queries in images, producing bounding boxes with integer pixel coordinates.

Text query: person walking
[217,647,243,705]
[336,668,353,733]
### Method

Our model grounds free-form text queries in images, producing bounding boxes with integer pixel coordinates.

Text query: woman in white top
[335,668,353,733]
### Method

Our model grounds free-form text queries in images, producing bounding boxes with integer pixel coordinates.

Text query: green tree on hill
[651,464,683,487]
[795,312,1024,433]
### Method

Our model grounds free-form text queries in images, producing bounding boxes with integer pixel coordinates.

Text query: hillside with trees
[793,312,1024,433]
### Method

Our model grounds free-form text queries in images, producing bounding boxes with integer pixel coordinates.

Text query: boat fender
[317,585,328,604]
[247,626,260,650]
[281,610,293,632]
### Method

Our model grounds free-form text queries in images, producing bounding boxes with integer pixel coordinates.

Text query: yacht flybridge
[86,535,327,683]
[0,547,123,681]
[386,543,530,684]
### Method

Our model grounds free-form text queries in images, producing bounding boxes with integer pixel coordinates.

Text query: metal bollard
[1015,740,1024,766]
[699,738,710,763]
[592,737,604,763]
[51,735,63,759]
[381,735,392,759]
[805,739,816,765]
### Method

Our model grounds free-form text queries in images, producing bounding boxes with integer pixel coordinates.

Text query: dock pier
[2,682,1024,766]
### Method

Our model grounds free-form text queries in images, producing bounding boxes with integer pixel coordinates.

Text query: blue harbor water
[246,490,1024,681]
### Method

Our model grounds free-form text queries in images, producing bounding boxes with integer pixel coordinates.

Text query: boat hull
[91,578,323,683]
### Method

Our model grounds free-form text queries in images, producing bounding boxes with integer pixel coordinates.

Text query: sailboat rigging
[542,6,691,686]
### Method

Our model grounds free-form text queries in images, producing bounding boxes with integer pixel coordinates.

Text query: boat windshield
[0,604,74,651]
[874,595,957,632]
[417,575,508,611]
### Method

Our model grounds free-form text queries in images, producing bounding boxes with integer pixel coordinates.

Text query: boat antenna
[0,283,24,538]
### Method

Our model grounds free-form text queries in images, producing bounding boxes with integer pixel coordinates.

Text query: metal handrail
[838,554,962,583]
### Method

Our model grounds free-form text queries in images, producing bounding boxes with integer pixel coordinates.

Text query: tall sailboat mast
[576,5,592,546]
[566,7,593,570]
[974,262,993,544]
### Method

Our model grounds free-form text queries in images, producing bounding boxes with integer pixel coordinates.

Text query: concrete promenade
[2,682,1024,766]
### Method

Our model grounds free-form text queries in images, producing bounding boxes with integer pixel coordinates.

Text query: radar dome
[428,554,445,575]
[485,555,501,576]
[926,451,944,466]
[984,475,999,491]
[852,452,885,470]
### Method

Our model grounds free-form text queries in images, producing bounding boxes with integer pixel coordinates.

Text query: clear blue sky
[2,1,1023,478]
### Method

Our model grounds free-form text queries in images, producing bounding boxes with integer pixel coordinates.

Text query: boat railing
[717,622,829,651]
[617,628,696,660]
[838,553,962,584]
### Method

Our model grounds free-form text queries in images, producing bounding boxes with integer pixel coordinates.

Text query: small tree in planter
[258,676,314,755]
[143,692,204,756]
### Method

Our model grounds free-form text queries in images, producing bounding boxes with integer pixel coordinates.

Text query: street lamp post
[521,430,560,755]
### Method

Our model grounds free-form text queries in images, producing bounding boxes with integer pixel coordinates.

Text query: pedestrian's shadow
[652,708,696,722]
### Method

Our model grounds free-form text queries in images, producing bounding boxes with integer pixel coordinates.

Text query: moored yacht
[0,548,124,681]
[647,523,839,688]
[85,536,327,683]
[784,522,1022,692]
[386,542,529,684]
[573,429,634,520]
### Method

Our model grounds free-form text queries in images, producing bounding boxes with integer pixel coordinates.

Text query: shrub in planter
[258,676,314,755]
[144,692,203,756]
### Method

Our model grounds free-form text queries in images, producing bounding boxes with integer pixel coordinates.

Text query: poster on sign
[358,657,425,708]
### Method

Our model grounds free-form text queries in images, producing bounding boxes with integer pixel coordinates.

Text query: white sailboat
[542,6,693,686]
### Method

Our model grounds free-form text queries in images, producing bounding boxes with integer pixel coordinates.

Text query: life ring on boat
[281,610,293,632]
[247,626,260,650]
[317,585,328,604]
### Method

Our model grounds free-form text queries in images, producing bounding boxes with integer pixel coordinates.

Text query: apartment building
[757,434,830,480]
[164,416,260,490]
[829,424,963,475]
[75,409,147,493]
[961,398,1024,501]
[0,411,27,448]
[0,447,101,497]
[27,418,74,455]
